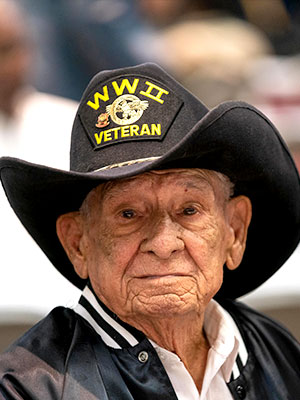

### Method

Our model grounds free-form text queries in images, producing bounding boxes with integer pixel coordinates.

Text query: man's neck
[124,311,210,393]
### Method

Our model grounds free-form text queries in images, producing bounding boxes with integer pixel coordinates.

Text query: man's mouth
[138,273,188,280]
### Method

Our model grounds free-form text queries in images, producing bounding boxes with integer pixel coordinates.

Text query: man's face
[71,169,241,322]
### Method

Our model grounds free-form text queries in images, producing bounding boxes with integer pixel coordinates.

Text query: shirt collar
[204,300,245,382]
[74,283,248,381]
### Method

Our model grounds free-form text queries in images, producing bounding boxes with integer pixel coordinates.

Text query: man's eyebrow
[171,177,218,203]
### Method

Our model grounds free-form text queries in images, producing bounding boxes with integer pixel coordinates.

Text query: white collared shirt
[150,300,248,400]
[74,286,248,399]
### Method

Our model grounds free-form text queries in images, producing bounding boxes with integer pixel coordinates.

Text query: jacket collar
[74,282,145,349]
[74,282,248,381]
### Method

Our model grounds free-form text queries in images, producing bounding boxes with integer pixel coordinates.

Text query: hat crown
[70,63,208,173]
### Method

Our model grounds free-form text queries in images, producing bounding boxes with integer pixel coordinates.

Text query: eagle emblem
[106,94,149,125]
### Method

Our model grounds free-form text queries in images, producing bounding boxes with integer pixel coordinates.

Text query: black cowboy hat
[1,63,299,299]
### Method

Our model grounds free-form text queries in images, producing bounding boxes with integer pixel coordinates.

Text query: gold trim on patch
[92,156,161,172]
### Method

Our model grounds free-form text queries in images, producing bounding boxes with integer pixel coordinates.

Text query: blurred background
[0,0,299,351]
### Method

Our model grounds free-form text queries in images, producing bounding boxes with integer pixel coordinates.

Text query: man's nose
[140,215,184,259]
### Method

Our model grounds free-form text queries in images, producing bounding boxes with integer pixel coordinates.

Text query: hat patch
[79,75,183,149]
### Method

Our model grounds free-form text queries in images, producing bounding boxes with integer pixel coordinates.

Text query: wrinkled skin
[57,169,252,391]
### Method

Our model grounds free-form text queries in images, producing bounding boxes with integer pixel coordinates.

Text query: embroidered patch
[79,75,183,149]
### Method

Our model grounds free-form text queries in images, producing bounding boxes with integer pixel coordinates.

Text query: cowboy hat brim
[1,101,300,298]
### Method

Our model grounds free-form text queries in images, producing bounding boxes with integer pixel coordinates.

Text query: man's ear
[56,212,88,279]
[226,195,252,271]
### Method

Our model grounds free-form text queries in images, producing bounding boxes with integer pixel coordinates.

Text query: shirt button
[138,351,149,363]
[235,385,246,399]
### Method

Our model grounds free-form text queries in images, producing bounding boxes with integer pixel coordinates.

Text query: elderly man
[0,63,299,399]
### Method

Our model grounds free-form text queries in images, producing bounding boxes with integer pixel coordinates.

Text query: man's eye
[121,209,136,219]
[183,207,197,216]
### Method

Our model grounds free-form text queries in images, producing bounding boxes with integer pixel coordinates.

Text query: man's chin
[131,292,199,319]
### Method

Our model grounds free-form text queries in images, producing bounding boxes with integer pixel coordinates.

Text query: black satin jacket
[0,300,299,399]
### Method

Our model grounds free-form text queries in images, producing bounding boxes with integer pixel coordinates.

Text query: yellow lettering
[140,124,151,136]
[104,130,112,142]
[95,123,161,146]
[112,78,139,96]
[121,126,130,137]
[130,125,140,136]
[151,124,161,136]
[94,131,104,145]
[112,127,121,140]
[87,86,109,110]
[140,81,169,104]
